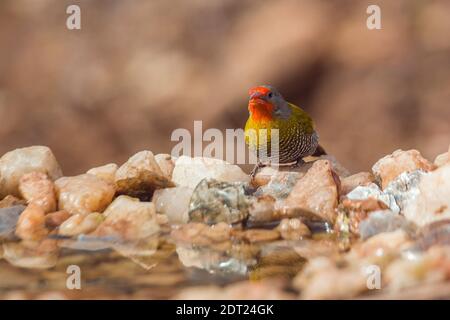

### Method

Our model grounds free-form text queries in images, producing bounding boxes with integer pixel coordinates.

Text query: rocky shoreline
[0,144,450,299]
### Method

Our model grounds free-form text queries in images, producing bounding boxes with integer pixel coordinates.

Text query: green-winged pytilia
[244,85,326,177]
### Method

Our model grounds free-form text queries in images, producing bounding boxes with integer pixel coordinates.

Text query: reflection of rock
[372,149,435,189]
[293,256,368,299]
[58,212,104,236]
[86,163,118,184]
[19,172,57,213]
[172,156,250,189]
[385,246,450,292]
[278,218,311,240]
[404,164,450,226]
[188,179,250,225]
[174,279,294,300]
[172,222,258,274]
[94,196,160,241]
[55,174,115,215]
[351,229,412,258]
[15,204,48,241]
[0,146,62,198]
[0,205,25,240]
[2,240,59,269]
[284,160,340,223]
[359,210,416,240]
[153,186,193,224]
[115,151,174,200]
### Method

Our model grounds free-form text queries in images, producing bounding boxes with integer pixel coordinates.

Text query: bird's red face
[248,86,275,122]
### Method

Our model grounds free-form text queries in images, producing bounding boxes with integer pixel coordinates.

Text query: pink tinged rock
[283,160,340,223]
[154,154,176,179]
[58,212,104,236]
[18,172,57,213]
[0,146,62,198]
[372,149,436,189]
[115,151,174,200]
[434,144,450,167]
[94,196,160,241]
[15,203,48,241]
[152,186,193,224]
[55,174,115,215]
[340,172,375,195]
[86,163,118,184]
[171,156,250,189]
[404,164,450,226]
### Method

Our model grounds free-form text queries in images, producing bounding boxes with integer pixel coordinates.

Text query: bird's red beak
[249,91,264,100]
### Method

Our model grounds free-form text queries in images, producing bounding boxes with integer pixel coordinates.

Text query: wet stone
[188,178,250,225]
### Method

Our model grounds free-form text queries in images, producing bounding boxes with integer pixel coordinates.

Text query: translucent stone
[154,154,175,179]
[172,156,250,189]
[0,146,62,198]
[346,183,400,213]
[86,163,118,184]
[153,186,193,224]
[58,212,104,236]
[188,178,250,225]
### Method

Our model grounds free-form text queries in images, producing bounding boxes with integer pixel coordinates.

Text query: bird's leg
[292,158,305,168]
[250,161,266,179]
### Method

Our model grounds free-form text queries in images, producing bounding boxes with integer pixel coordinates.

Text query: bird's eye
[267,92,273,98]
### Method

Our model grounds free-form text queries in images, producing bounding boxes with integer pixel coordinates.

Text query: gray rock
[0,205,26,239]
[359,210,416,240]
[188,178,250,225]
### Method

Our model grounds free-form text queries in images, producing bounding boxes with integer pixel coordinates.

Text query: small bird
[244,85,326,176]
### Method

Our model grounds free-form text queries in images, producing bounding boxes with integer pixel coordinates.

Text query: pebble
[0,146,62,198]
[19,172,57,213]
[55,174,115,215]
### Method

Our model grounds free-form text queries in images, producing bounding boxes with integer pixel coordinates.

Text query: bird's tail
[312,144,327,157]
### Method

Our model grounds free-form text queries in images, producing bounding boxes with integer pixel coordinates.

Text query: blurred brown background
[0,0,449,175]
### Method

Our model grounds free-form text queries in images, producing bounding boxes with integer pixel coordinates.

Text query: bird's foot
[292,158,306,168]
[250,162,266,179]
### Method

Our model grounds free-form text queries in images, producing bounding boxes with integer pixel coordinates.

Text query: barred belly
[255,129,319,164]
